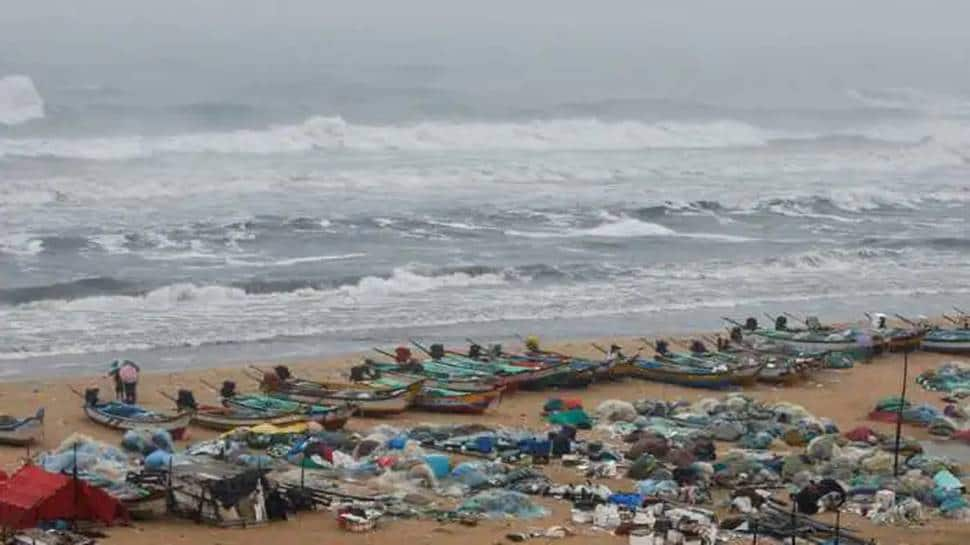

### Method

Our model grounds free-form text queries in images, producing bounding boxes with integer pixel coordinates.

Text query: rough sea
[1,73,968,378]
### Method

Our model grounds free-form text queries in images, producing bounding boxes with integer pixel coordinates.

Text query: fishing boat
[214,382,354,429]
[0,408,45,446]
[461,342,599,387]
[922,328,970,354]
[164,390,319,431]
[727,317,872,356]
[362,361,501,392]
[614,358,740,389]
[345,370,502,414]
[414,342,580,391]
[253,367,419,416]
[79,388,191,438]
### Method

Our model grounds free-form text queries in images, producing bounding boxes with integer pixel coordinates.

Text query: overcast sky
[3,1,969,112]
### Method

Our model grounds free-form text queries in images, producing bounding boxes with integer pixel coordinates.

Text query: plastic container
[423,454,451,479]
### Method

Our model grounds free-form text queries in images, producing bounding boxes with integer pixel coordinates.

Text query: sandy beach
[0,336,966,545]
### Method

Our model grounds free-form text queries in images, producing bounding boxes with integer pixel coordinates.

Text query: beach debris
[336,504,382,532]
[918,361,970,394]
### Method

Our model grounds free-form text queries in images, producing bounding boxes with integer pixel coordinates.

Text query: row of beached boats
[4,310,964,445]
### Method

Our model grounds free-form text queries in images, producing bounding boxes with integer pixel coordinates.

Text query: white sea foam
[0,117,775,160]
[0,234,44,256]
[508,216,755,242]
[0,75,44,126]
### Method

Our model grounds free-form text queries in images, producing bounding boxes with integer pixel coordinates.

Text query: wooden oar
[590,342,608,354]
[199,379,222,393]
[157,391,178,403]
[372,348,398,360]
[721,316,745,328]
[894,313,918,327]
[942,314,961,325]
[409,338,433,356]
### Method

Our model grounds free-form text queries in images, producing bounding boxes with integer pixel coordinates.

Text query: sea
[1,72,969,378]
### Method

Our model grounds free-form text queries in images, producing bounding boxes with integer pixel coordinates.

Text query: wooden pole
[893,350,910,477]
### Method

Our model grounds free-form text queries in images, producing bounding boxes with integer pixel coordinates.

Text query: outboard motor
[274,365,292,380]
[468,344,482,359]
[655,340,670,355]
[805,316,822,331]
[220,380,237,399]
[489,344,503,359]
[744,317,758,331]
[84,388,100,407]
[430,343,445,360]
[730,326,744,343]
[176,389,198,411]
[775,316,788,331]
[350,365,367,382]
[689,340,707,354]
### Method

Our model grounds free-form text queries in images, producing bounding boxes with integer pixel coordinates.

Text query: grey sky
[3,1,969,112]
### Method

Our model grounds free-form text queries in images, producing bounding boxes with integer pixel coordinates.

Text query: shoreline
[0,332,968,545]
[3,290,964,380]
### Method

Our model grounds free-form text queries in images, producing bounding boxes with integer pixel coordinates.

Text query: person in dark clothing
[107,361,124,401]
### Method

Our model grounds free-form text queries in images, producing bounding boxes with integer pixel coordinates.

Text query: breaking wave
[0,117,776,159]
[0,75,44,126]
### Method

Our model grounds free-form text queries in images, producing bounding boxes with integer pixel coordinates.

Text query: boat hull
[922,340,970,354]
[613,361,737,389]
[747,332,862,354]
[0,415,44,446]
[268,389,413,416]
[412,389,502,414]
[190,406,309,431]
[84,405,191,439]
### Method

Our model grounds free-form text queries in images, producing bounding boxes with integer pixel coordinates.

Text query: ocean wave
[847,87,970,116]
[0,117,776,159]
[0,75,44,126]
[507,215,755,242]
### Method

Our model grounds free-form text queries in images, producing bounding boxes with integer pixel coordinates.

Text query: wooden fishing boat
[165,390,311,431]
[364,359,503,391]
[654,350,765,387]
[430,351,579,391]
[726,317,871,356]
[211,383,354,430]
[254,368,420,416]
[79,388,191,438]
[350,374,502,414]
[613,358,742,389]
[0,408,45,446]
[922,329,970,354]
[453,343,597,388]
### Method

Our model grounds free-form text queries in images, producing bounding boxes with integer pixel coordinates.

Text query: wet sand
[2,338,969,545]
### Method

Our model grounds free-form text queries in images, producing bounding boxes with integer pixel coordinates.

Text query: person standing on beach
[107,360,124,401]
[118,360,140,404]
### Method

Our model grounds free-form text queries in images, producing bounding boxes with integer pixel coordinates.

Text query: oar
[199,379,222,394]
[763,312,776,323]
[157,391,178,403]
[721,317,745,328]
[590,343,608,354]
[372,348,398,360]
[67,386,85,399]
[894,313,918,327]
[409,338,432,356]
[942,314,961,325]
